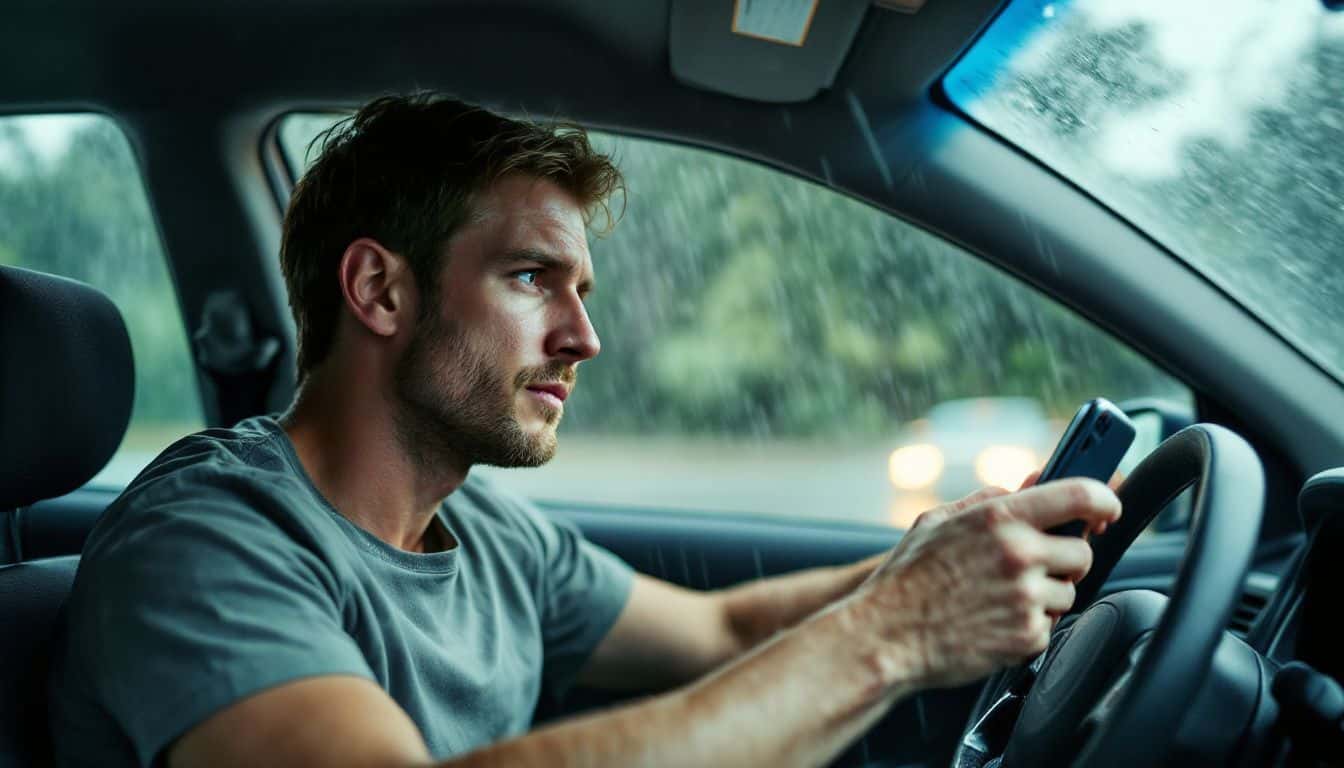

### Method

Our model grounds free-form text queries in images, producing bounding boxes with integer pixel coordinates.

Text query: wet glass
[945,0,1344,381]
[278,115,1190,527]
[0,114,204,486]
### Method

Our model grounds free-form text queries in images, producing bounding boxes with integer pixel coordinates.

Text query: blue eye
[515,270,539,287]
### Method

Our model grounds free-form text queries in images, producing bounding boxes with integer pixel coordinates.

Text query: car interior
[2,0,1342,765]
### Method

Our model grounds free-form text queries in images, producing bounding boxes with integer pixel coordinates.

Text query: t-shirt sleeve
[534,513,635,692]
[466,477,634,694]
[63,474,374,766]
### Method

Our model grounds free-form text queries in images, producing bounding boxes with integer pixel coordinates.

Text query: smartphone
[1037,397,1136,536]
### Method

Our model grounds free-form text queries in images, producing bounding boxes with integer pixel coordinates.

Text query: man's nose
[545,293,600,363]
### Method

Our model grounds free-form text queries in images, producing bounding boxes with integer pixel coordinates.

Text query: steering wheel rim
[952,423,1264,767]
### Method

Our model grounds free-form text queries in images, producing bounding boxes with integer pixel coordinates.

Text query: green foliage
[0,116,203,431]
[560,131,1185,438]
[3,55,1219,449]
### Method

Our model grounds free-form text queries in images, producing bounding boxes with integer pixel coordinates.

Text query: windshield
[945,0,1344,380]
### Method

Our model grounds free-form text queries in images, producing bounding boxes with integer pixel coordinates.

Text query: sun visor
[670,0,921,103]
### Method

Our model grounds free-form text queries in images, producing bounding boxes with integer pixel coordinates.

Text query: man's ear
[336,238,414,338]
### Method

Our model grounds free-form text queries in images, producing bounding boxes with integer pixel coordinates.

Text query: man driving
[49,94,1120,768]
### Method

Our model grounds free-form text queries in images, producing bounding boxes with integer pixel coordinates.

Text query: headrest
[0,265,134,509]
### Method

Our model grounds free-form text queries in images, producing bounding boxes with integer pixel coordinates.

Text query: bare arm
[577,490,1008,692]
[715,486,1022,658]
[717,554,880,654]
[573,558,879,692]
[718,484,1023,646]
[170,478,1121,768]
[172,598,912,768]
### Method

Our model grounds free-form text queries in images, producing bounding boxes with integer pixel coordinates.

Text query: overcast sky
[1026,0,1341,179]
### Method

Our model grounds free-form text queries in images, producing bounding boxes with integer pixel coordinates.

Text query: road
[477,435,938,528]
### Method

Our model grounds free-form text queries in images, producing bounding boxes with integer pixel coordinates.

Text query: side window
[277,116,1191,528]
[0,114,204,487]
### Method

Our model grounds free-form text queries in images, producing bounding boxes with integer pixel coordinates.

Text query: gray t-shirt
[48,415,634,767]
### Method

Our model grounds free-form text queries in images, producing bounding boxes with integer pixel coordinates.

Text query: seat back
[0,558,78,767]
[0,264,135,766]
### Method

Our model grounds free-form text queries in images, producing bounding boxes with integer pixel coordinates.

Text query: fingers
[984,519,1091,580]
[1039,534,1094,581]
[982,506,1095,581]
[1036,572,1079,613]
[999,478,1121,532]
[1022,467,1123,493]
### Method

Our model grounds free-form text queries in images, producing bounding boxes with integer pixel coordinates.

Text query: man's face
[393,174,600,469]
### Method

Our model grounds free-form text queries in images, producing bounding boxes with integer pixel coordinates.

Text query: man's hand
[1018,468,1124,537]
[849,478,1121,689]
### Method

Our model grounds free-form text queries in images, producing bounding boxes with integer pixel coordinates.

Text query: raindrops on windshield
[947,0,1344,382]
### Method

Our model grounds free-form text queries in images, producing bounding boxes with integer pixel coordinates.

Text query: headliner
[1,0,1000,180]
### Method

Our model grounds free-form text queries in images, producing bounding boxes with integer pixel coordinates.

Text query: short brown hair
[280,93,624,382]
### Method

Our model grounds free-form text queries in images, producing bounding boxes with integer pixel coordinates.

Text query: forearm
[717,553,883,655]
[446,597,913,768]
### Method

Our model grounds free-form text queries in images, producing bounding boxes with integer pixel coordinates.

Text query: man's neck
[279,370,467,553]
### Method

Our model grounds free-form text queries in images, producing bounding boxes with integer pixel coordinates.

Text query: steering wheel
[951,424,1265,768]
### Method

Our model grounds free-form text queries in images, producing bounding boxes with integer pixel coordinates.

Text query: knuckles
[1062,478,1095,510]
[1060,580,1077,608]
[1074,540,1095,577]
[1010,581,1039,616]
[1021,617,1051,654]
[1063,477,1121,520]
[990,523,1036,576]
[979,499,1015,528]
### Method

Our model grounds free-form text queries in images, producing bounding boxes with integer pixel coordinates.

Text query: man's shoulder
[84,415,323,558]
[130,415,292,488]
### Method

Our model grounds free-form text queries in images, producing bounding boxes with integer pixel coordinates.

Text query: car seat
[0,264,134,766]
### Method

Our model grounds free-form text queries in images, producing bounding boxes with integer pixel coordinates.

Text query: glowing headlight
[888,444,944,490]
[974,445,1039,490]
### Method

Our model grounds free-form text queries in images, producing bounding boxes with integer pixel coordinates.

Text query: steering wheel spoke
[1078,646,1133,736]
[955,690,1025,768]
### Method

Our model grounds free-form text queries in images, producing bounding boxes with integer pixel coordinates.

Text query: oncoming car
[887,396,1064,525]
[2,0,1343,766]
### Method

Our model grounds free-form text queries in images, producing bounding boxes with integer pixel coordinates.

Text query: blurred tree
[568,127,1183,438]
[0,90,1196,448]
[0,116,202,433]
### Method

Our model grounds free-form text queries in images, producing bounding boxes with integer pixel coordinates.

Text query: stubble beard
[392,311,561,472]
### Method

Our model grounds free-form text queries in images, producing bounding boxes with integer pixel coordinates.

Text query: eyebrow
[496,248,594,294]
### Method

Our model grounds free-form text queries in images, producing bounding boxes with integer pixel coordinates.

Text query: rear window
[0,114,204,486]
